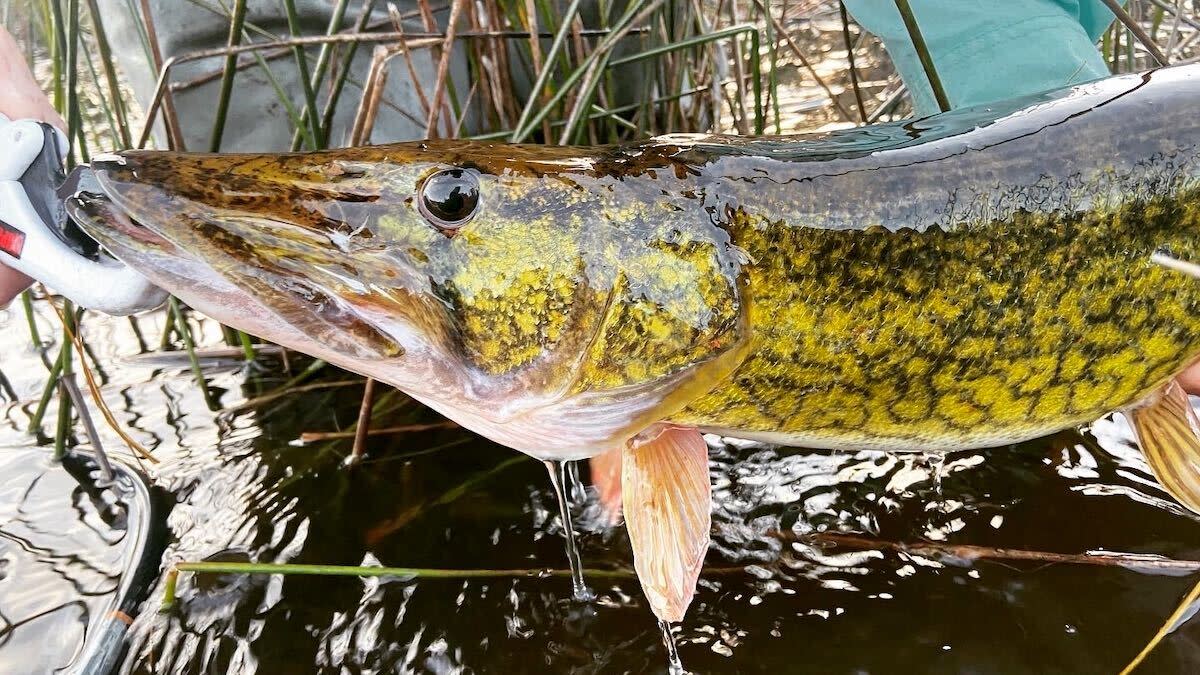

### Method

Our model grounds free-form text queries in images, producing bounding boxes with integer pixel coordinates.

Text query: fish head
[68,140,749,456]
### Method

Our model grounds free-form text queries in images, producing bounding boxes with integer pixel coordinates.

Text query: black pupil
[423,169,479,225]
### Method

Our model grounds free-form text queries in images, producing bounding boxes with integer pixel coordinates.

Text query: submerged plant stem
[220,377,355,416]
[161,561,632,611]
[299,420,457,444]
[51,300,159,463]
[803,532,1200,571]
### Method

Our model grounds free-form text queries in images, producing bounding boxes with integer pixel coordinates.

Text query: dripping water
[922,450,946,497]
[659,619,686,674]
[566,459,586,503]
[544,460,594,601]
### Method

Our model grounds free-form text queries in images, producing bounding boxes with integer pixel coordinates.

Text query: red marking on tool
[0,221,24,258]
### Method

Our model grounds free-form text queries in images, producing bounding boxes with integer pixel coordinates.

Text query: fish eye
[419,168,480,231]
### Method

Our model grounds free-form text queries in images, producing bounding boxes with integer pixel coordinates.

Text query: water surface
[3,302,1200,673]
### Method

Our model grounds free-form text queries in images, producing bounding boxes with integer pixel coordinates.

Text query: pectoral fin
[1128,379,1200,515]
[622,425,711,622]
[589,446,623,525]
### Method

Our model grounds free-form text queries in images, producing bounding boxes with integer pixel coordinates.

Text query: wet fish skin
[670,66,1200,451]
[69,64,1200,459]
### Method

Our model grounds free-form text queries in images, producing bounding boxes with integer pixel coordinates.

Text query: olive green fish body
[671,67,1200,450]
[70,65,1200,459]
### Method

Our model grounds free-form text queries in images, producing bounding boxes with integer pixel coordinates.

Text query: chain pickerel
[69,64,1200,623]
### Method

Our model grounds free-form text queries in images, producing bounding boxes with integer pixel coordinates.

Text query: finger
[0,265,33,307]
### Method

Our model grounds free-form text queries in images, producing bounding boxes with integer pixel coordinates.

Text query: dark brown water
[4,303,1200,674]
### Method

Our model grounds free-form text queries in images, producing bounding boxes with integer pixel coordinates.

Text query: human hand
[0,25,65,307]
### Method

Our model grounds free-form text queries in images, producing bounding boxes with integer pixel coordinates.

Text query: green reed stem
[169,298,220,411]
[279,358,327,390]
[83,46,122,148]
[759,0,781,133]
[608,24,763,132]
[53,301,76,459]
[85,0,133,147]
[246,44,316,152]
[282,0,322,149]
[471,79,729,141]
[47,0,66,114]
[21,291,52,368]
[557,0,655,143]
[64,0,83,164]
[510,0,582,142]
[290,0,351,150]
[238,330,256,361]
[28,345,65,435]
[209,0,248,152]
[893,0,950,112]
[161,561,630,611]
[54,0,86,453]
[317,0,379,146]
[159,304,177,350]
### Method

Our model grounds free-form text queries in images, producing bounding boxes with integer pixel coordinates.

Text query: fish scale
[677,186,1200,449]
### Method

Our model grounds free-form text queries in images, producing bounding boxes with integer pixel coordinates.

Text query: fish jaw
[67,189,309,348]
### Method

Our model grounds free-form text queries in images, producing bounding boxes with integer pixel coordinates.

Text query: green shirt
[843,0,1114,116]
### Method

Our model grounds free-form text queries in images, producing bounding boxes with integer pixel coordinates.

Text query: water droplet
[923,451,946,496]
[544,460,593,602]
[566,459,586,503]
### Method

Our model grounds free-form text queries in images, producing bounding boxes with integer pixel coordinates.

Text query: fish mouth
[67,152,435,374]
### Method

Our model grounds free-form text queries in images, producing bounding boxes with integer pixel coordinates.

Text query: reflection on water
[0,444,153,674]
[3,302,1200,673]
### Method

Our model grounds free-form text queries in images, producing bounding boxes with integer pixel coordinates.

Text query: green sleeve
[841,0,1114,117]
